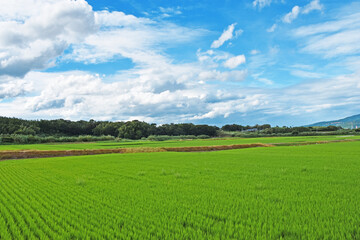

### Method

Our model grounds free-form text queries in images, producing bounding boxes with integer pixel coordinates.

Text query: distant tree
[93,122,124,136]
[221,124,244,131]
[118,120,151,139]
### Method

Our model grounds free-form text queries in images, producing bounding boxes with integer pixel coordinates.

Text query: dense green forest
[0,116,357,144]
[0,117,219,139]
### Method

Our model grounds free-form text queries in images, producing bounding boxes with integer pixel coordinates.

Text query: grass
[0,141,360,238]
[0,135,359,151]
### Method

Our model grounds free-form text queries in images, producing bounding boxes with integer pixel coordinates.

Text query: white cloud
[193,95,265,119]
[0,4,254,122]
[0,1,199,77]
[198,69,247,82]
[267,24,277,32]
[223,55,246,69]
[0,0,96,77]
[283,6,300,23]
[304,30,360,57]
[271,73,360,116]
[1,69,360,124]
[282,1,323,24]
[1,0,359,126]
[95,10,152,27]
[253,0,272,9]
[294,12,360,37]
[211,23,241,48]
[158,7,182,16]
[0,57,248,121]
[68,13,205,65]
[293,11,360,58]
[302,0,323,14]
[0,0,59,21]
[0,79,32,99]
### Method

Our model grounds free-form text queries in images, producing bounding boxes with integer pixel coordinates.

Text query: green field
[1,135,359,151]
[0,139,359,239]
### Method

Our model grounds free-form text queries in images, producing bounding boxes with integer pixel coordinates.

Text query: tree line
[221,124,344,135]
[0,117,219,140]
[0,116,352,143]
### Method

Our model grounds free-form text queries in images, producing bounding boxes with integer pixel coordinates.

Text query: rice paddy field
[0,137,360,239]
[0,135,359,151]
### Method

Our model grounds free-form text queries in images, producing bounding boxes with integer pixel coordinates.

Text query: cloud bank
[0,0,360,126]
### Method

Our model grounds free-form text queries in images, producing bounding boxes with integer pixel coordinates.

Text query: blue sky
[0,0,360,126]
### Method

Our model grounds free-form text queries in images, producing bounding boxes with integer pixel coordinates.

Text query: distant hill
[308,114,360,129]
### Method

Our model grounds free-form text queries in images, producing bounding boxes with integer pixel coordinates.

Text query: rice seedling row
[1,135,360,152]
[0,141,360,239]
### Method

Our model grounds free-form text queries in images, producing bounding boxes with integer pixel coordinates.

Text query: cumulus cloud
[1,68,360,125]
[0,59,247,122]
[223,55,246,69]
[199,70,248,82]
[1,0,358,126]
[0,79,32,99]
[283,6,300,23]
[211,23,242,48]
[193,95,265,119]
[0,0,96,77]
[0,1,254,123]
[94,10,152,27]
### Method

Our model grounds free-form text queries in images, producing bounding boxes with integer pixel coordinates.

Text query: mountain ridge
[307,114,360,129]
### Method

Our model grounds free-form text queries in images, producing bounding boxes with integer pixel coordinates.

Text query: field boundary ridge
[0,139,358,161]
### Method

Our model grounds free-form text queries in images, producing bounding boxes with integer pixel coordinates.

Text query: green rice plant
[0,140,360,238]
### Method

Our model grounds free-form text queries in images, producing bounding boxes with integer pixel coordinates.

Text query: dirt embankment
[0,143,272,160]
[0,139,358,161]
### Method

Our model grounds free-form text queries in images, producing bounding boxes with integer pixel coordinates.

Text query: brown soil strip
[0,139,358,161]
[0,143,271,161]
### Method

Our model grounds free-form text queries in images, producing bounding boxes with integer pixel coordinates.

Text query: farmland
[0,135,359,151]
[0,138,360,239]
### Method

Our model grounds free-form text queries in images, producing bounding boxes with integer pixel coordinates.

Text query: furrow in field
[0,166,64,239]
[0,180,25,239]
[0,165,112,238]
[1,166,98,238]
[1,167,75,238]
[0,167,40,239]
[3,165,158,238]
